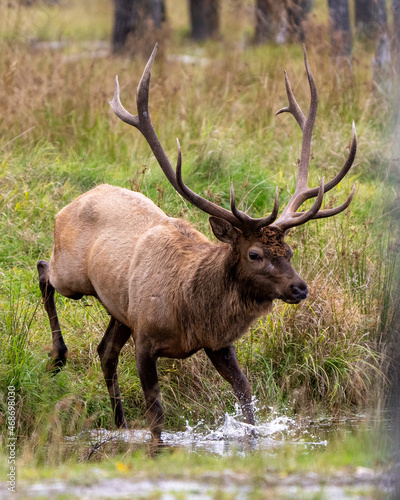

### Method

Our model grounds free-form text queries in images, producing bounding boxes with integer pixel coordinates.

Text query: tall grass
[0,0,397,466]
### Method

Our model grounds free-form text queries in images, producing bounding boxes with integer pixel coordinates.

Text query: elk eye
[249,251,261,261]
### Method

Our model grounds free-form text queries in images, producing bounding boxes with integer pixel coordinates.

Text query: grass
[0,0,398,475]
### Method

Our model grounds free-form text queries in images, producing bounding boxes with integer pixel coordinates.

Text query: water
[3,410,395,499]
[69,406,370,457]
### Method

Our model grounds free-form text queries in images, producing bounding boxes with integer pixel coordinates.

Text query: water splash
[69,408,329,456]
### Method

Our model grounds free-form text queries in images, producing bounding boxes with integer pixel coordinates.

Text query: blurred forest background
[6,0,400,65]
[110,0,398,65]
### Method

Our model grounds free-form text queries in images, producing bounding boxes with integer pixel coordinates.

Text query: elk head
[110,44,357,307]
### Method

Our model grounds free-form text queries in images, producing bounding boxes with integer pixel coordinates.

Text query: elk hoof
[46,349,68,374]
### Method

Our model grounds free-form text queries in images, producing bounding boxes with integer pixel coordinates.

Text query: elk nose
[290,283,308,301]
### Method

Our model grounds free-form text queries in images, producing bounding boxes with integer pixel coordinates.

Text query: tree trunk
[328,0,352,59]
[377,0,388,32]
[112,0,166,53]
[355,0,387,39]
[189,0,220,40]
[254,0,275,43]
[112,0,135,52]
[393,0,400,73]
[285,0,313,42]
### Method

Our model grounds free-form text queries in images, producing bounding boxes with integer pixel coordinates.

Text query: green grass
[0,0,398,474]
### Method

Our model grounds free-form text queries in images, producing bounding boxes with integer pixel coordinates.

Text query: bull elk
[37,44,357,444]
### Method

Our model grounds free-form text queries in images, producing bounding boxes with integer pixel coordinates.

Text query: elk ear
[209,217,240,245]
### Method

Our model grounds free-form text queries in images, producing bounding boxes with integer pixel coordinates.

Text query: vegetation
[0,0,397,475]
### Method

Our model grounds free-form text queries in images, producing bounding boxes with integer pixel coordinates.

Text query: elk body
[38,45,357,444]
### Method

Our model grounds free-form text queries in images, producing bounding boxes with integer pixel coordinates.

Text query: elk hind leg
[37,260,68,372]
[97,318,132,429]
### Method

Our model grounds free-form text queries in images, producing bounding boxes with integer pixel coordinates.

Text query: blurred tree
[112,0,166,53]
[393,0,400,71]
[354,0,388,38]
[189,0,220,40]
[328,0,352,59]
[285,0,313,42]
[254,0,275,43]
[254,0,313,45]
[372,32,391,92]
[355,0,376,36]
[377,0,388,32]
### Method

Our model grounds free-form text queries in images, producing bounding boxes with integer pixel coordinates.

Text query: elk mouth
[282,297,304,305]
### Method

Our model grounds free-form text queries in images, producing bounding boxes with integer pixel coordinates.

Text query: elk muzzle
[281,276,308,304]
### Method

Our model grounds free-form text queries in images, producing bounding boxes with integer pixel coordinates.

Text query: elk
[37,44,357,444]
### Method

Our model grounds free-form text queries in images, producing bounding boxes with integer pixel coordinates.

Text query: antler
[272,45,357,232]
[109,43,278,235]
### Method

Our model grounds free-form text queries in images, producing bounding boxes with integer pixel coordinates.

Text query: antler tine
[274,45,318,220]
[297,44,318,192]
[176,139,279,233]
[110,75,140,128]
[109,43,158,128]
[277,121,357,225]
[277,178,325,232]
[302,122,357,201]
[254,187,280,230]
[291,182,356,220]
[275,44,317,193]
[272,46,356,232]
[230,184,280,232]
[276,70,306,131]
[110,44,186,196]
[310,182,356,219]
[110,42,158,127]
[230,183,250,224]
[136,42,158,119]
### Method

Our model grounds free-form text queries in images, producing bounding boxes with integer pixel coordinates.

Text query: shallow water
[3,409,395,499]
[70,406,374,457]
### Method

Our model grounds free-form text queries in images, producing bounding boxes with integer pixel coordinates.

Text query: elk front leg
[37,260,68,372]
[205,344,255,426]
[97,317,132,429]
[135,345,164,444]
